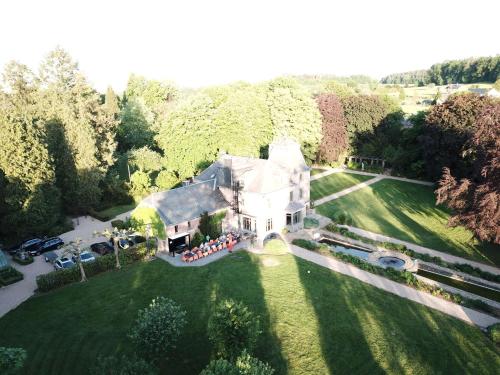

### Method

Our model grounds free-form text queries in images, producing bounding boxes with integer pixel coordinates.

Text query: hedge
[0,267,23,286]
[36,244,149,292]
[325,224,500,283]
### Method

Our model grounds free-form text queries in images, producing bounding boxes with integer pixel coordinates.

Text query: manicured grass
[311,172,374,200]
[0,249,498,374]
[94,203,136,221]
[311,168,327,176]
[316,179,500,266]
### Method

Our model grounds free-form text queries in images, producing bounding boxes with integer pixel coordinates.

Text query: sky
[1,0,499,92]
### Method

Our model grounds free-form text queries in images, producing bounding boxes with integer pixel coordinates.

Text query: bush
[200,350,274,375]
[208,299,261,360]
[191,232,204,248]
[129,296,187,361]
[487,323,500,344]
[36,245,149,292]
[0,267,23,286]
[291,239,318,251]
[90,355,157,375]
[11,255,34,266]
[0,347,27,375]
[110,219,125,230]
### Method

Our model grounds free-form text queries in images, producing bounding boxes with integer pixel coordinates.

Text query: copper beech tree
[315,93,348,164]
[436,102,500,244]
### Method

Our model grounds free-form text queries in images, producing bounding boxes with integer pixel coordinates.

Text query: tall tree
[315,93,348,163]
[436,102,500,244]
[0,62,62,238]
[94,86,120,169]
[265,77,322,162]
[39,48,103,212]
[421,93,494,180]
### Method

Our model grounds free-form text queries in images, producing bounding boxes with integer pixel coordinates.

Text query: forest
[0,48,498,245]
[381,55,500,85]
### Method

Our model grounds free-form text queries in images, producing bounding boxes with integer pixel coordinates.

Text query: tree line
[0,48,498,245]
[381,55,500,85]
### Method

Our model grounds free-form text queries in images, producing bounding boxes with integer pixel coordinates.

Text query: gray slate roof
[139,180,230,226]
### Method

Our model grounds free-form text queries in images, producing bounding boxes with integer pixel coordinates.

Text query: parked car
[8,238,43,256]
[54,257,75,270]
[29,237,64,256]
[72,251,95,264]
[118,238,132,250]
[90,242,114,255]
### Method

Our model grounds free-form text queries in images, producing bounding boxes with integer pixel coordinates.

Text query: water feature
[378,256,406,269]
[319,238,370,260]
[417,269,500,303]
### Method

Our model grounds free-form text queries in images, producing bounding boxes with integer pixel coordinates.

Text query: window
[243,217,252,231]
[293,211,301,224]
[266,218,273,231]
[286,213,292,225]
[187,221,191,229]
[289,191,293,201]
[299,188,303,199]
[174,225,178,233]
[299,173,303,181]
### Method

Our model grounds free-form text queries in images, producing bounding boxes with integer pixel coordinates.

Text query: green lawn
[0,246,498,374]
[94,203,136,221]
[316,179,500,266]
[311,168,327,176]
[311,172,374,200]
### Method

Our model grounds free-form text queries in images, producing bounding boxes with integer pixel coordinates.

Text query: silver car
[54,257,75,270]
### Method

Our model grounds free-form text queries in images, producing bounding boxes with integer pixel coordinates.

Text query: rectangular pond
[319,238,371,260]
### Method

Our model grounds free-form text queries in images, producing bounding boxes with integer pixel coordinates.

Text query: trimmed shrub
[201,350,275,375]
[11,255,34,266]
[91,355,157,375]
[208,299,261,360]
[0,267,23,286]
[191,232,204,248]
[487,323,500,344]
[0,347,27,375]
[110,219,125,230]
[129,296,187,361]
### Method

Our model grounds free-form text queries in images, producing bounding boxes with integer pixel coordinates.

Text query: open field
[310,172,374,200]
[316,179,500,267]
[0,247,498,374]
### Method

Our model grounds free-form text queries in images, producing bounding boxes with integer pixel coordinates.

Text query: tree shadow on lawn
[371,182,500,265]
[293,256,500,374]
[127,254,288,375]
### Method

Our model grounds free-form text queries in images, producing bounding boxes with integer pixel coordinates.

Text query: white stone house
[136,139,310,251]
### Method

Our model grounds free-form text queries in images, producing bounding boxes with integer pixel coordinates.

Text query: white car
[73,251,96,264]
[54,257,76,270]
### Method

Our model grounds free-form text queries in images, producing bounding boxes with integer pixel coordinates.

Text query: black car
[9,238,44,256]
[90,242,114,255]
[36,237,64,255]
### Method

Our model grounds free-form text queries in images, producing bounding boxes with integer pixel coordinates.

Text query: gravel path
[311,167,434,186]
[313,175,384,206]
